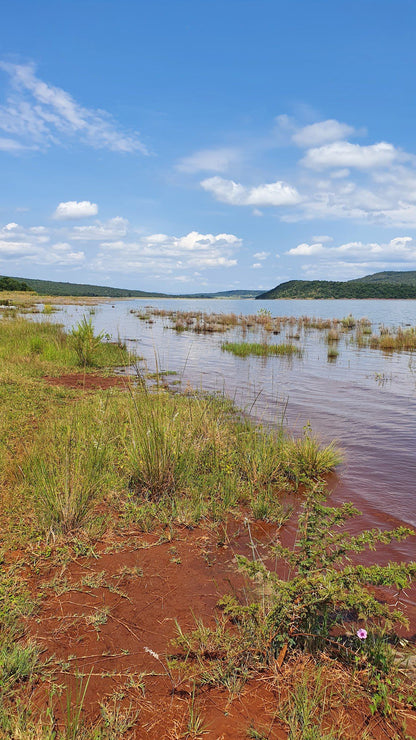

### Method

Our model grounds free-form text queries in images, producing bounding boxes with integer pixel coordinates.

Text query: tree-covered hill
[256,272,416,299]
[351,270,416,285]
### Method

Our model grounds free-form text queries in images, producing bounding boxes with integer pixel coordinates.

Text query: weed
[0,640,40,691]
[238,492,416,657]
[282,667,341,739]
[186,684,208,738]
[99,695,139,736]
[63,672,91,740]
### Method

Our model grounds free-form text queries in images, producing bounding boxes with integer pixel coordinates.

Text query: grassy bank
[0,316,415,739]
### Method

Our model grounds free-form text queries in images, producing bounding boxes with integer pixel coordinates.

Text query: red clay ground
[18,520,416,740]
[43,372,132,390]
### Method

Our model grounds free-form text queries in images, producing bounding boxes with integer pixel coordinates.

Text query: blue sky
[2,0,416,292]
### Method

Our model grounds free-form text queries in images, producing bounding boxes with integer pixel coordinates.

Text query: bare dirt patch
[21,521,416,739]
[43,372,131,390]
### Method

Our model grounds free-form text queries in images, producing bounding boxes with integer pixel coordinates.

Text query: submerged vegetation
[0,313,414,738]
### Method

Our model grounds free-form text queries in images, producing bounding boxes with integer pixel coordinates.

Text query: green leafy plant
[238,492,416,657]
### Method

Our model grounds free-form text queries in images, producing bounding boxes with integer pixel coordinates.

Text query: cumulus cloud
[53,200,98,220]
[201,176,301,207]
[0,62,147,153]
[292,119,358,147]
[95,230,241,272]
[253,251,269,260]
[195,116,416,225]
[287,236,416,268]
[0,222,84,264]
[301,141,398,170]
[176,147,240,173]
[0,217,241,277]
[287,242,326,256]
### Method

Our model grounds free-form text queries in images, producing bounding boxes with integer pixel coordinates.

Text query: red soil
[22,520,416,739]
[43,372,131,390]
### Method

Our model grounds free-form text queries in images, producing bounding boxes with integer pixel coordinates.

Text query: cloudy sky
[2,0,416,292]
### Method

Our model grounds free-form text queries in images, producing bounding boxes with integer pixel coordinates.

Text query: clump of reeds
[326,328,340,343]
[341,314,356,330]
[221,341,302,357]
[367,326,416,352]
[327,347,339,360]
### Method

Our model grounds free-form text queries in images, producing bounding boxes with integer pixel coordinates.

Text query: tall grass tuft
[27,401,112,534]
[70,315,105,366]
[124,387,196,500]
[283,425,342,483]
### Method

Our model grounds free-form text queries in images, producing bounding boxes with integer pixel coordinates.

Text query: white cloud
[176,147,240,173]
[95,230,241,272]
[196,116,416,225]
[201,176,301,207]
[0,222,84,264]
[0,137,29,152]
[292,119,357,147]
[287,236,416,267]
[53,200,98,220]
[0,217,241,276]
[0,62,147,154]
[287,242,326,256]
[253,251,269,260]
[302,141,398,170]
[70,217,128,240]
[251,263,262,269]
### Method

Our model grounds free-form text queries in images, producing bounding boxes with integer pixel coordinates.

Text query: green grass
[0,315,134,377]
[26,400,116,534]
[221,341,302,357]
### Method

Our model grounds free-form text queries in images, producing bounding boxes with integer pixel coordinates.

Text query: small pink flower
[357,628,367,640]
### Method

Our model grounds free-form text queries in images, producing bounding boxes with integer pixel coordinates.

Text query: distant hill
[0,275,260,299]
[256,271,416,299]
[181,289,262,299]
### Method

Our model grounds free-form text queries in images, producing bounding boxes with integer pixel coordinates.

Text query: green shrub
[238,493,416,657]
